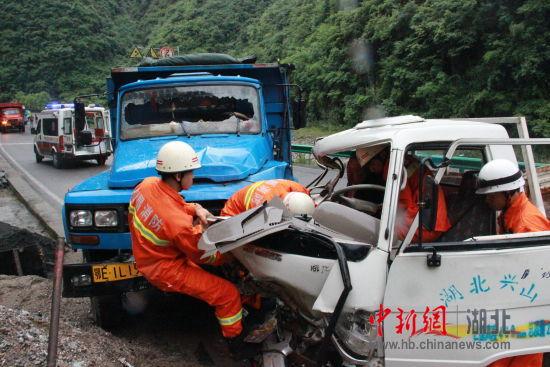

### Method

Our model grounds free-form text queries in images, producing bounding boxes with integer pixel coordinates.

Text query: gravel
[0,275,242,367]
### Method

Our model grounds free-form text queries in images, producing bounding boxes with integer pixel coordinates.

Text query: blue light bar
[45,102,75,109]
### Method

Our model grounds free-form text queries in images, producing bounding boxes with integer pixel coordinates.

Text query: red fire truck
[0,102,25,133]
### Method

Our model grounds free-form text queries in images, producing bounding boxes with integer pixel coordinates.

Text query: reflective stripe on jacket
[129,177,220,282]
[221,179,309,216]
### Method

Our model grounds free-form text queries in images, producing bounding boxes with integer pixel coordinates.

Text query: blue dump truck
[62,54,306,327]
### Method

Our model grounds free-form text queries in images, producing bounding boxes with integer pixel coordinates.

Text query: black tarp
[138,53,256,67]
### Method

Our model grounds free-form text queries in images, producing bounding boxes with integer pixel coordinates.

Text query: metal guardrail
[291,144,546,172]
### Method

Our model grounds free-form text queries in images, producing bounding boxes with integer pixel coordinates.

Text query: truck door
[382,141,550,366]
[62,111,73,152]
[36,118,45,155]
[383,235,550,366]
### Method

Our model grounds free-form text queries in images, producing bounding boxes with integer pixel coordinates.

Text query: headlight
[335,310,379,357]
[94,210,118,227]
[70,210,92,227]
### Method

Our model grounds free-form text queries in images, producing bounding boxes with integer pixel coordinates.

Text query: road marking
[0,143,63,206]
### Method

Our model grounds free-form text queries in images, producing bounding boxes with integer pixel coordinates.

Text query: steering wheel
[331,184,386,215]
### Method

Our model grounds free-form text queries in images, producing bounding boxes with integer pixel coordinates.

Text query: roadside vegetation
[1,0,548,137]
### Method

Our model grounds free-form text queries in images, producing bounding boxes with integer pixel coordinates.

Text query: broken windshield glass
[120,84,261,140]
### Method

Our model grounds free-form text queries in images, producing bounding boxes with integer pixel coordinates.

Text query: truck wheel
[96,156,107,166]
[34,147,43,163]
[91,295,125,330]
[52,152,63,169]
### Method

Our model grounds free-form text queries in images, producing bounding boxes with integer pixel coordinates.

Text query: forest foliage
[1,0,548,135]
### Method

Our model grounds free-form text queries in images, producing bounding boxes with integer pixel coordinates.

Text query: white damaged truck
[200,115,549,366]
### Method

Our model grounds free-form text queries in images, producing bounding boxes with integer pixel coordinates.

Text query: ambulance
[32,103,112,168]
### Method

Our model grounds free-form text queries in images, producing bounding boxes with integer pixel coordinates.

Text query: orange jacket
[129,177,221,283]
[129,177,242,338]
[489,194,547,367]
[499,192,550,234]
[396,169,451,242]
[221,179,309,216]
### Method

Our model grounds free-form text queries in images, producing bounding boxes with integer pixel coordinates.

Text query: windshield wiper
[233,113,241,137]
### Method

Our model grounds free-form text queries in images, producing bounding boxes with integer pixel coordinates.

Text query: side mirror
[31,128,36,134]
[73,99,86,132]
[292,98,307,129]
[420,174,439,231]
[315,155,342,171]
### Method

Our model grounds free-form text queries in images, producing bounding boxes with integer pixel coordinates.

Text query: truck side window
[36,120,42,134]
[437,149,495,241]
[63,118,72,135]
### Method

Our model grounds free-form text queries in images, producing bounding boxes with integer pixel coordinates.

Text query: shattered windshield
[120,84,261,140]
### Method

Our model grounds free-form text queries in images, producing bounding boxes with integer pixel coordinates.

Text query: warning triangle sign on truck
[147,48,160,59]
[130,47,143,58]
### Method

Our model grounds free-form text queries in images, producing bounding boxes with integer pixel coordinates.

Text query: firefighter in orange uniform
[129,141,253,358]
[221,179,314,217]
[396,153,451,242]
[477,159,549,367]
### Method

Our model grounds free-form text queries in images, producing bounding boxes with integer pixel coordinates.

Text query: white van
[33,104,112,168]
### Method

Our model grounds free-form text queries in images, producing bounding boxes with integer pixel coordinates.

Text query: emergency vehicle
[32,103,112,168]
[0,102,25,133]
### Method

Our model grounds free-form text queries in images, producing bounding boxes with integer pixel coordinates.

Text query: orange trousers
[488,353,543,367]
[150,260,243,338]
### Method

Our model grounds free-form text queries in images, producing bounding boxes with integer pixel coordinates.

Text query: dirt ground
[0,274,242,367]
[0,182,242,367]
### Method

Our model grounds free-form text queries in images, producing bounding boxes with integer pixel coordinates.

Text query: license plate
[91,262,141,283]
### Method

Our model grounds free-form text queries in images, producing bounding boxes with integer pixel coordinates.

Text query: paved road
[0,128,113,207]
[0,128,339,208]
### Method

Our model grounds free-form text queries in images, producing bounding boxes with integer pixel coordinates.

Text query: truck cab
[311,116,550,366]
[0,102,25,133]
[33,103,112,168]
[195,115,549,366]
[62,55,305,327]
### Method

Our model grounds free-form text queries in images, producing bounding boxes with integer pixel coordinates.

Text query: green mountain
[1,0,548,135]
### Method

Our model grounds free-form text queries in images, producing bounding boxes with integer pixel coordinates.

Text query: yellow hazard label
[130,47,143,58]
[147,47,160,58]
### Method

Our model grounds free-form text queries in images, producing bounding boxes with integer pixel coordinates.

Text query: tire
[91,295,125,330]
[52,152,62,169]
[34,146,43,163]
[96,156,107,166]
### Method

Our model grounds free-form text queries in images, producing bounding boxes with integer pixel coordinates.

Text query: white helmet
[476,159,525,194]
[156,141,201,173]
[283,192,315,216]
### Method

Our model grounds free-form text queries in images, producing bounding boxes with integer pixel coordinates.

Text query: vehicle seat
[313,201,380,245]
[438,171,495,242]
